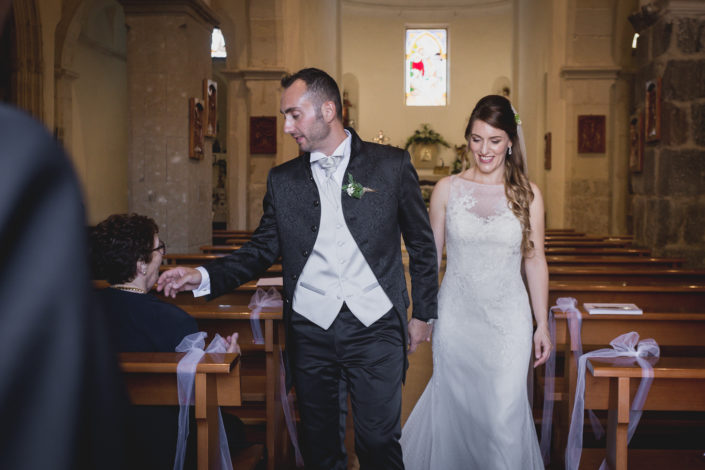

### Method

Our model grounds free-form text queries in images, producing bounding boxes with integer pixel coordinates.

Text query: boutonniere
[341,173,375,199]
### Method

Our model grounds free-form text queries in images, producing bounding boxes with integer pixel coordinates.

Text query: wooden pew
[548,281,705,312]
[180,304,288,470]
[120,351,264,470]
[553,311,705,407]
[546,256,684,269]
[164,253,224,265]
[583,357,705,470]
[548,266,705,284]
[201,245,244,254]
[545,309,705,467]
[544,247,649,257]
[545,236,623,243]
[545,240,633,248]
[226,238,253,245]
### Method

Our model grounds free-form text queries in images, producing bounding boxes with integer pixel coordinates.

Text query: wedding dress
[401,175,544,469]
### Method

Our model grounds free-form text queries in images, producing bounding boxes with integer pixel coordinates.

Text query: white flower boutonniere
[341,173,375,199]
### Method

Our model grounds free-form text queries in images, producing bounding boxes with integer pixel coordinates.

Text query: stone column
[121,0,217,252]
[630,0,705,267]
[557,0,635,235]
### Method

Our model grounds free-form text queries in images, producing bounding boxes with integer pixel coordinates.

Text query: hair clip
[514,113,522,125]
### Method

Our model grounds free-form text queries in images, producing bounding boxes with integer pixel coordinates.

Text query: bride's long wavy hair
[464,95,535,256]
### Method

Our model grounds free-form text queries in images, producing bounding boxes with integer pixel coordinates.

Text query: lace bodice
[443,175,524,301]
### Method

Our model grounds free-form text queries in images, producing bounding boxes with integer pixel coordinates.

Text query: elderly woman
[90,213,239,352]
[90,213,242,469]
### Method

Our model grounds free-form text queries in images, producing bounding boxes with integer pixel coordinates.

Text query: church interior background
[3,0,705,439]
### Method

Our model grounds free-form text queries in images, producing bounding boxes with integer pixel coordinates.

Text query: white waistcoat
[292,149,393,330]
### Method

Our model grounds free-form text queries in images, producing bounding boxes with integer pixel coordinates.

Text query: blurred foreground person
[0,102,127,468]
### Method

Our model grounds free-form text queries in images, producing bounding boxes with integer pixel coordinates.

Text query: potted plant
[404,123,450,169]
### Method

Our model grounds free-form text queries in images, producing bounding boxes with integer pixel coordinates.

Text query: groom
[158,67,438,470]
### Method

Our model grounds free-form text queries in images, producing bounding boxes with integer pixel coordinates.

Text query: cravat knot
[318,155,342,177]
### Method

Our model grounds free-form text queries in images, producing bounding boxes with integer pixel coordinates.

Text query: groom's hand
[156,267,202,298]
[407,318,433,354]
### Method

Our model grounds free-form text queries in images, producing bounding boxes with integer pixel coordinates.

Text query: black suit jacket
[205,128,438,389]
[0,104,127,470]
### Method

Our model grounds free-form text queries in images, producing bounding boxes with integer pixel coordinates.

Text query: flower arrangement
[403,123,451,150]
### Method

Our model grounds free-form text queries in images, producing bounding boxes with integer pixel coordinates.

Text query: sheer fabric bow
[174,332,233,470]
[565,331,660,470]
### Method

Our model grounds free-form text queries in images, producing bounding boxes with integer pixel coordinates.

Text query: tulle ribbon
[248,288,303,466]
[539,306,556,464]
[174,332,233,470]
[540,297,601,465]
[248,287,282,344]
[539,297,583,463]
[565,331,660,470]
[279,347,304,467]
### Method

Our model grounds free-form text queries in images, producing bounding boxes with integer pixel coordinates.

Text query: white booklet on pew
[583,302,643,315]
[256,277,283,287]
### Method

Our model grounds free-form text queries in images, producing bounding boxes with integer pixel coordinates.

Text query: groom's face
[280,79,331,153]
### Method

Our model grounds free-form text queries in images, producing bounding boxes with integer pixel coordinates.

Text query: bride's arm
[428,177,450,272]
[524,182,551,367]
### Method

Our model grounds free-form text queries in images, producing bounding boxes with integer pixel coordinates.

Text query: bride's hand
[533,324,551,367]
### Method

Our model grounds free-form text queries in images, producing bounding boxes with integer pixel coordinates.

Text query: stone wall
[630,1,705,267]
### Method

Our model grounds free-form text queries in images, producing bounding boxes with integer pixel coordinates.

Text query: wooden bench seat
[545,240,633,248]
[548,281,705,312]
[546,256,684,269]
[548,266,705,283]
[201,245,244,254]
[178,304,288,470]
[120,351,265,470]
[584,356,705,470]
[544,311,705,467]
[544,247,649,257]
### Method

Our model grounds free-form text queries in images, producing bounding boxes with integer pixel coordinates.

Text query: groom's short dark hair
[281,68,343,122]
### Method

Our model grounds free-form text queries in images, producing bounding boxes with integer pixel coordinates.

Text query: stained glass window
[211,28,226,58]
[405,29,447,106]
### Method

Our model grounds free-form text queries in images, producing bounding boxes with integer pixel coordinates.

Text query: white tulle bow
[174,332,233,470]
[565,331,660,470]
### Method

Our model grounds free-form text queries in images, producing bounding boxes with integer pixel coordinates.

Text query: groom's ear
[320,100,337,123]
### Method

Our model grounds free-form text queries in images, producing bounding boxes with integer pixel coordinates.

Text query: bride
[401,95,551,469]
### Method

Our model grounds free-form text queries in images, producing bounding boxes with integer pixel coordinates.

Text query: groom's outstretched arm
[397,151,439,325]
[204,170,281,299]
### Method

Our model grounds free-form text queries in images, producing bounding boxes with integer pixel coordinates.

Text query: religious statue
[342,91,354,128]
[372,130,390,145]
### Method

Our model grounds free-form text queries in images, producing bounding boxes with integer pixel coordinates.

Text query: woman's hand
[224,332,241,354]
[533,323,552,368]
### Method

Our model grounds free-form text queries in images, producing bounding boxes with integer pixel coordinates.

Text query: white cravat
[317,155,343,209]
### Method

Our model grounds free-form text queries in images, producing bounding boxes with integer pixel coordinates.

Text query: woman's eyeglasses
[153,241,166,255]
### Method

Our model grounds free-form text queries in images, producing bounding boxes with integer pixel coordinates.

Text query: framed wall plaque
[189,98,205,160]
[629,112,644,173]
[250,116,277,154]
[577,115,606,153]
[544,132,552,170]
[645,78,661,142]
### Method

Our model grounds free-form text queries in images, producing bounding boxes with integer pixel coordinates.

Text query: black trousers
[290,305,405,470]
